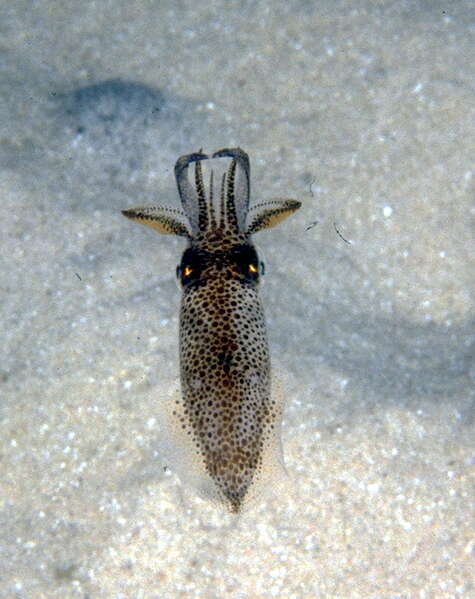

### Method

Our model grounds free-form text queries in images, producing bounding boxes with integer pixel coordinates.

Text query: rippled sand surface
[1,2,473,597]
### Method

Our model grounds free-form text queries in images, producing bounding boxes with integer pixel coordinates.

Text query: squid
[123,148,300,512]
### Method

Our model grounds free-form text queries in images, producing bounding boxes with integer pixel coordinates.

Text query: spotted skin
[122,148,300,512]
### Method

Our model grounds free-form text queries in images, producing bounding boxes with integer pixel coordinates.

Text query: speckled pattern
[178,237,271,512]
[123,148,301,511]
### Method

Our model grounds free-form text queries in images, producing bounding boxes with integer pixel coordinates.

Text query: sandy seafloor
[1,1,474,598]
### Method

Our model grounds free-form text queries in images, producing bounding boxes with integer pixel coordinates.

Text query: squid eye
[177,265,194,279]
[178,263,197,287]
[231,244,261,284]
[177,247,206,288]
[245,261,259,282]
[260,261,265,275]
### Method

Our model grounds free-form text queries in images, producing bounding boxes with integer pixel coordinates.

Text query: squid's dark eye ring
[177,247,207,288]
[176,264,195,288]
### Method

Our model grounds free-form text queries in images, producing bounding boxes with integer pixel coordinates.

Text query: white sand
[1,1,473,597]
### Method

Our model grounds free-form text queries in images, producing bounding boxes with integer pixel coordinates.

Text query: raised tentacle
[246,199,301,234]
[219,171,227,229]
[224,158,239,232]
[174,151,208,236]
[213,147,250,233]
[194,159,209,232]
[208,170,217,230]
[121,206,191,237]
